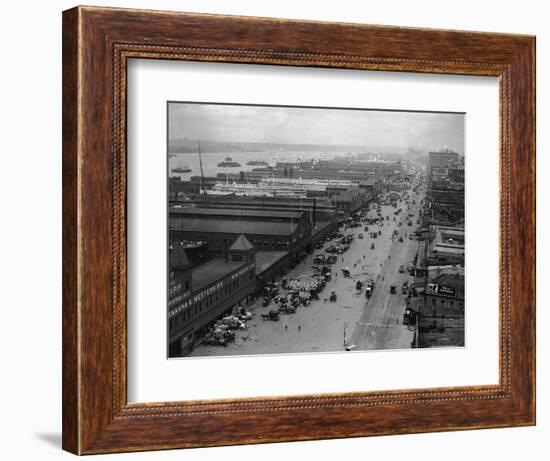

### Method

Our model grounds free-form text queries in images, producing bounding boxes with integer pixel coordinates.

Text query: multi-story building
[168,237,256,357]
[428,149,460,170]
[414,226,464,276]
[330,188,366,221]
[316,159,403,180]
[424,149,464,227]
[418,267,465,348]
[426,181,465,226]
[427,226,465,266]
[427,150,461,188]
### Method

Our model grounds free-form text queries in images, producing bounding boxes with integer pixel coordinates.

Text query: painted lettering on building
[427,283,456,297]
[169,263,254,318]
[230,263,255,281]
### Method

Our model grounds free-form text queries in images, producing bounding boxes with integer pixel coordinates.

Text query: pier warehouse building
[168,237,256,357]
[169,207,312,263]
[187,194,338,246]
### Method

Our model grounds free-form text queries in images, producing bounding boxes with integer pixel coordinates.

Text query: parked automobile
[326,255,337,265]
[365,286,372,298]
[403,308,416,325]
[261,310,281,321]
[280,304,297,314]
[390,285,397,294]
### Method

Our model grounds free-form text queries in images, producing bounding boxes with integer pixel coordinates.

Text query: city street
[350,204,421,350]
[189,186,425,357]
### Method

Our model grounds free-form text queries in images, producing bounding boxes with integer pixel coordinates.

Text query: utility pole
[415,307,419,348]
[197,140,205,194]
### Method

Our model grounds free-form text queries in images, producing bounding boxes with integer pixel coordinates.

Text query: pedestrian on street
[285,325,288,331]
[298,325,301,332]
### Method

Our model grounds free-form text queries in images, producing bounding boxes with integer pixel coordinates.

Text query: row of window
[169,270,254,332]
[207,236,292,250]
[430,297,464,308]
[250,239,290,249]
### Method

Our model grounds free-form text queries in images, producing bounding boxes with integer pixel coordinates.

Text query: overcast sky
[169,103,464,154]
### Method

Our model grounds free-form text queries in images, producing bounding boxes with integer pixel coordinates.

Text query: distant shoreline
[168,139,413,156]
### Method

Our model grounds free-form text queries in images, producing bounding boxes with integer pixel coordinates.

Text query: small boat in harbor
[217,156,241,167]
[172,161,192,173]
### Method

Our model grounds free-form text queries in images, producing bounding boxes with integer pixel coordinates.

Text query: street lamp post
[343,322,348,347]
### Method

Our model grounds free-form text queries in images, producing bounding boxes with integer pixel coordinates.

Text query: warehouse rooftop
[170,206,303,219]
[192,258,252,292]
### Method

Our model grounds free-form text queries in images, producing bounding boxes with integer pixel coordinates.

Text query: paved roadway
[350,194,424,350]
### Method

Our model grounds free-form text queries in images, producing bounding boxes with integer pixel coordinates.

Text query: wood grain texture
[62,7,80,454]
[62,5,536,455]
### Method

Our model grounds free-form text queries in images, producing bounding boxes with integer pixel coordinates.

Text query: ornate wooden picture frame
[62,6,535,455]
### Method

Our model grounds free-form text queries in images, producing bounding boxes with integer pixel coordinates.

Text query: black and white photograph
[167,102,465,358]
